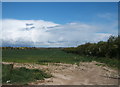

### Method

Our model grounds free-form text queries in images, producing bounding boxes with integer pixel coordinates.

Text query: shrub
[63,36,119,59]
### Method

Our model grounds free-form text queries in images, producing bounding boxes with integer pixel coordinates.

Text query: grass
[2,48,120,69]
[93,57,120,69]
[2,48,85,64]
[2,64,52,85]
[2,48,120,84]
[95,64,105,66]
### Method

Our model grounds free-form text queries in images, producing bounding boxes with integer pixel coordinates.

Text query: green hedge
[63,36,119,59]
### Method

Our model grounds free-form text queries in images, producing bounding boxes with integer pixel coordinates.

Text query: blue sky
[2,2,118,24]
[2,2,118,47]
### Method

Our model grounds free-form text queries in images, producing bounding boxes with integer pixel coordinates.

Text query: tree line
[1,47,36,49]
[63,36,120,59]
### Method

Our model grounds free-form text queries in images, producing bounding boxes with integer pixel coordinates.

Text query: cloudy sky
[2,2,118,47]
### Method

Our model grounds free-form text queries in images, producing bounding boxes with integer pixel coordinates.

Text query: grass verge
[2,64,52,85]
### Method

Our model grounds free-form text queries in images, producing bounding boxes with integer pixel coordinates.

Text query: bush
[63,36,119,59]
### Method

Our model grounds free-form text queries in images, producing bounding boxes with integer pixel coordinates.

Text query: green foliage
[63,36,119,59]
[62,36,120,69]
[2,64,52,84]
[2,36,120,69]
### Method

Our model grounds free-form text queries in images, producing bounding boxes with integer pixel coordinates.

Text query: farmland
[2,48,119,68]
[2,48,120,85]
[2,48,82,64]
[2,38,119,85]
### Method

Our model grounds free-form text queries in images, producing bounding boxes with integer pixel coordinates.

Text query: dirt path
[2,61,119,85]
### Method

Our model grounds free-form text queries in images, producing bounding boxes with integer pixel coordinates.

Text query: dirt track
[2,61,119,85]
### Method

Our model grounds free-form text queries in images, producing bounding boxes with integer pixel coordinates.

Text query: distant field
[2,48,86,64]
[2,48,119,68]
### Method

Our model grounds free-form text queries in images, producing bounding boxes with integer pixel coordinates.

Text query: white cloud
[1,19,114,47]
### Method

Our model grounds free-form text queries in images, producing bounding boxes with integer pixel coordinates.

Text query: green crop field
[2,48,88,64]
[2,48,119,84]
[2,48,119,68]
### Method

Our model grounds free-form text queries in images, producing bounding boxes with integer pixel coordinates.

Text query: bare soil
[2,61,119,85]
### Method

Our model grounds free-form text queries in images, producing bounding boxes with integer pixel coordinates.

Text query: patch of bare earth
[2,61,119,85]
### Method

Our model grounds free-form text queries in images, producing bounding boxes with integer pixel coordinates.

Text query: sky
[1,2,118,47]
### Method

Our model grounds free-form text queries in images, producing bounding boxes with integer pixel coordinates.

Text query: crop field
[2,48,88,64]
[2,48,120,85]
[2,48,119,68]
